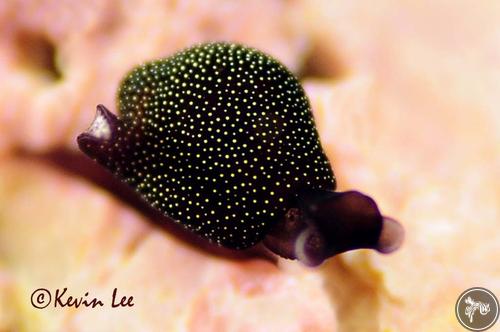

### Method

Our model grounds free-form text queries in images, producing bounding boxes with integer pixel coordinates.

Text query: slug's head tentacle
[77,104,141,181]
[263,190,404,266]
[77,104,118,156]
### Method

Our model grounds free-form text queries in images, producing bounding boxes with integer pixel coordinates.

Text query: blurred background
[0,0,499,331]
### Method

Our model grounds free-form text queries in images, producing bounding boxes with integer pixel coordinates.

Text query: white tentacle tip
[376,216,404,254]
[85,105,112,140]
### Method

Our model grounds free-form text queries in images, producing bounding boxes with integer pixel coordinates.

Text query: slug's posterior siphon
[77,42,403,266]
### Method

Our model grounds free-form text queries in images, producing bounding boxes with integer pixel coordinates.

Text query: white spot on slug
[294,227,316,266]
[86,109,111,140]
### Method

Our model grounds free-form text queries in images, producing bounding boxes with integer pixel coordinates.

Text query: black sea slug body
[77,42,403,266]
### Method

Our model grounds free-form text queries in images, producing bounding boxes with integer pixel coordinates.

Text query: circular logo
[456,287,499,331]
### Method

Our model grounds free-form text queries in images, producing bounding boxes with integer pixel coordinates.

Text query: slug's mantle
[77,43,403,266]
